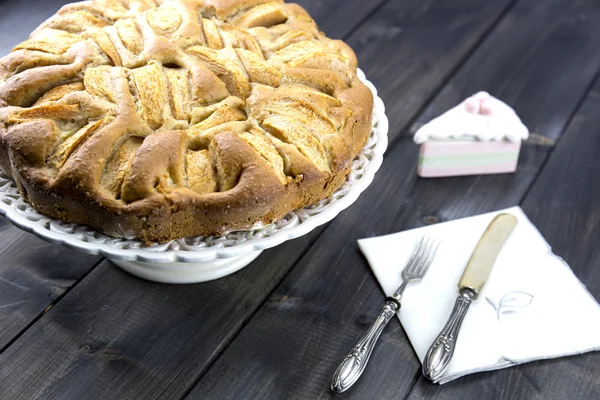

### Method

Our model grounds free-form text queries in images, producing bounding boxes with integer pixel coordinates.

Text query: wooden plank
[406,77,600,400]
[0,221,101,351]
[411,0,600,143]
[0,233,324,399]
[294,0,388,39]
[186,0,600,398]
[0,1,380,399]
[343,0,518,142]
[405,0,600,219]
[526,91,600,292]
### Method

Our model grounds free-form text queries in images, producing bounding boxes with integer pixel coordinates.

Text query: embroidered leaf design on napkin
[486,297,498,311]
[486,291,534,321]
[500,291,534,308]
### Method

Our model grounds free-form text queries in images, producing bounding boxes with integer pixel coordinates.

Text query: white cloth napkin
[358,206,600,384]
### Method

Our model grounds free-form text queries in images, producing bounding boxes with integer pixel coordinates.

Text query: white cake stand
[0,69,388,283]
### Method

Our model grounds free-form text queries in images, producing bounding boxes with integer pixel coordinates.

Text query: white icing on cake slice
[413,91,529,144]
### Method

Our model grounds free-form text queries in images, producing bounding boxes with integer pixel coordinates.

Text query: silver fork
[330,236,440,393]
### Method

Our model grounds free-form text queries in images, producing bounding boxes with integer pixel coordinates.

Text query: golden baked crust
[0,0,373,242]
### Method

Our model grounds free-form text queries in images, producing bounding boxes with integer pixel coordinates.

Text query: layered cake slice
[414,92,528,178]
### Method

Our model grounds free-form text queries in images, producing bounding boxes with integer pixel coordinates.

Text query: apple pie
[0,0,373,241]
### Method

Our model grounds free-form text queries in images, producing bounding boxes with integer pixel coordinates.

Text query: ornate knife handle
[330,301,398,393]
[422,289,475,382]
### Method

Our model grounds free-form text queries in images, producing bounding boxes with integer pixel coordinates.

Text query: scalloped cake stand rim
[0,69,388,282]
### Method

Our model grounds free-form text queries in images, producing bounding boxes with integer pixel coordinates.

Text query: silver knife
[422,213,518,382]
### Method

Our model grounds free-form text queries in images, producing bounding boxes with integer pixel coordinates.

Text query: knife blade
[422,213,517,382]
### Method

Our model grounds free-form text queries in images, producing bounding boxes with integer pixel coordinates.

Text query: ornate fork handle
[422,289,475,382]
[330,301,398,393]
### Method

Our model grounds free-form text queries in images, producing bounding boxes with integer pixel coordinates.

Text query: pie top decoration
[0,0,373,242]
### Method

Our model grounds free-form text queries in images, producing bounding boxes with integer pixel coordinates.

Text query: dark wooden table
[1,0,600,398]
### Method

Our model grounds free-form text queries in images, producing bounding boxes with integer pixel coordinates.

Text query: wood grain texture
[0,232,326,400]
[343,0,517,142]
[186,0,600,398]
[405,75,600,400]
[402,0,600,222]
[0,221,101,351]
[294,0,389,39]
[410,0,600,143]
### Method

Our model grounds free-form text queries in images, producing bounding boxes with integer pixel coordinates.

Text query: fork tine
[404,236,427,274]
[404,235,430,276]
[411,236,430,269]
[392,235,439,299]
[411,237,428,267]
[417,237,440,276]
[412,245,427,275]
[412,236,439,277]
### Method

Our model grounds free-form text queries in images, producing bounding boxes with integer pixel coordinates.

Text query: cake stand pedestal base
[110,250,262,284]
